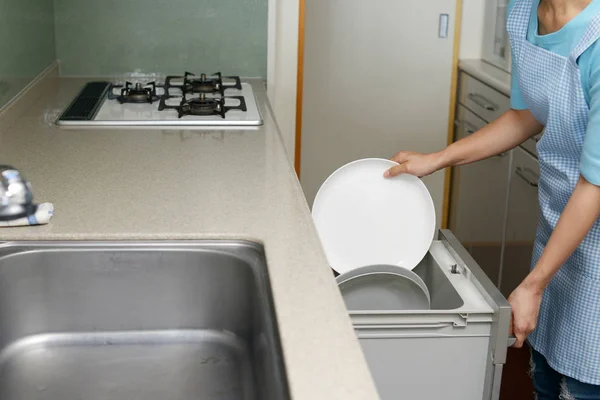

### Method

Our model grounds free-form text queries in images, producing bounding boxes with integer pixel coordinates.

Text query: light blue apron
[507,0,600,385]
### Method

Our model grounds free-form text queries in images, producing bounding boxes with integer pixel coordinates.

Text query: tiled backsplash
[54,0,268,78]
[0,0,56,109]
[0,0,267,109]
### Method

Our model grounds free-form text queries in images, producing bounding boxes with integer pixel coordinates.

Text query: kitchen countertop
[459,59,512,96]
[0,72,379,399]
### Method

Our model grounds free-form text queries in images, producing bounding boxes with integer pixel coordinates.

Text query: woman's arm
[443,108,543,166]
[385,108,543,177]
[509,175,600,348]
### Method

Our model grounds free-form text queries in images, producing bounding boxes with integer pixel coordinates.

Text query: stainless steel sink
[0,241,290,400]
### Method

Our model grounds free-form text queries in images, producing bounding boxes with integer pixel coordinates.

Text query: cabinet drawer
[458,72,510,122]
[521,130,544,158]
[455,105,487,140]
[500,146,540,296]
[450,105,512,285]
[505,147,540,243]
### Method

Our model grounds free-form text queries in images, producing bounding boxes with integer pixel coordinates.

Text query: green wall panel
[0,0,56,109]
[54,0,268,78]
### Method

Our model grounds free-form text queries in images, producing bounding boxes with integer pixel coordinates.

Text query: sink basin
[0,241,290,400]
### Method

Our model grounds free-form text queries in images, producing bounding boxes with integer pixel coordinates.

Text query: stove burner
[164,72,242,95]
[108,81,160,104]
[158,93,247,119]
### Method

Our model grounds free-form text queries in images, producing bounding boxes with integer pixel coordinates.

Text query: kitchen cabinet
[458,72,511,122]
[500,145,540,297]
[300,0,457,226]
[450,72,513,285]
[482,0,511,72]
[452,71,543,297]
[450,105,511,285]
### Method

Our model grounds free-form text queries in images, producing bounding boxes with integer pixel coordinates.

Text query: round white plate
[312,158,436,274]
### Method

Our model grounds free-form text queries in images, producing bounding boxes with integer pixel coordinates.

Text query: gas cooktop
[56,72,263,127]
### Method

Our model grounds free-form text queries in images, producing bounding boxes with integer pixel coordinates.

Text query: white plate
[312,158,436,274]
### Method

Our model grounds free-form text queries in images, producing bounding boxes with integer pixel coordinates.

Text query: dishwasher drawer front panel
[450,105,511,285]
[500,147,540,297]
[358,335,489,400]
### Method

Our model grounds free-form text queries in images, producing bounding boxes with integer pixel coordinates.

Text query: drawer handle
[515,166,539,187]
[455,119,478,135]
[467,93,498,112]
[455,119,505,157]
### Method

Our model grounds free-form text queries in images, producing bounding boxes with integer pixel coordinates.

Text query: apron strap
[507,0,534,39]
[571,12,600,62]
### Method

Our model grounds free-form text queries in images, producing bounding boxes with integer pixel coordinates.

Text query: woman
[385,0,600,398]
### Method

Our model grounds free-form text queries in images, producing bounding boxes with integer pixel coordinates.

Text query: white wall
[459,0,485,59]
[266,0,485,165]
[267,0,300,163]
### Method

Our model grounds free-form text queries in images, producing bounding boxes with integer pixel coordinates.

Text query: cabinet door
[458,72,511,122]
[449,105,511,285]
[482,0,511,72]
[500,147,540,297]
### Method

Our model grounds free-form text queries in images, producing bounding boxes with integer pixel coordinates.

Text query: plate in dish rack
[311,158,436,274]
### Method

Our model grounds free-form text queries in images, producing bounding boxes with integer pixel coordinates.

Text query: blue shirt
[510,0,600,185]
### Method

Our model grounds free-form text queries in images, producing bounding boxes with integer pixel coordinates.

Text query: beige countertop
[459,59,512,97]
[0,69,379,400]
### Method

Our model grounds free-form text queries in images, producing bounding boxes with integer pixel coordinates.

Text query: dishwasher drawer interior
[343,231,511,400]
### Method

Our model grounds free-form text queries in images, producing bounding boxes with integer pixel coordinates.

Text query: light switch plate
[439,14,449,38]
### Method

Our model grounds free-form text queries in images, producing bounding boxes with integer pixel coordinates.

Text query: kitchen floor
[500,343,534,400]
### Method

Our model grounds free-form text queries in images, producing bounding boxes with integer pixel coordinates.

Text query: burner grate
[164,72,242,95]
[158,93,247,119]
[108,81,161,104]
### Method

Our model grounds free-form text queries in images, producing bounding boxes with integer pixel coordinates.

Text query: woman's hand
[383,151,444,178]
[506,177,600,348]
[508,282,543,348]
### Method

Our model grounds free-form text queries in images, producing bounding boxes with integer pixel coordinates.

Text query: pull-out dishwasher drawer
[342,230,512,400]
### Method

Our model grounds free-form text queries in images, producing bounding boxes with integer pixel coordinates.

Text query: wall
[459,0,484,59]
[267,0,300,162]
[0,0,56,109]
[54,0,268,78]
